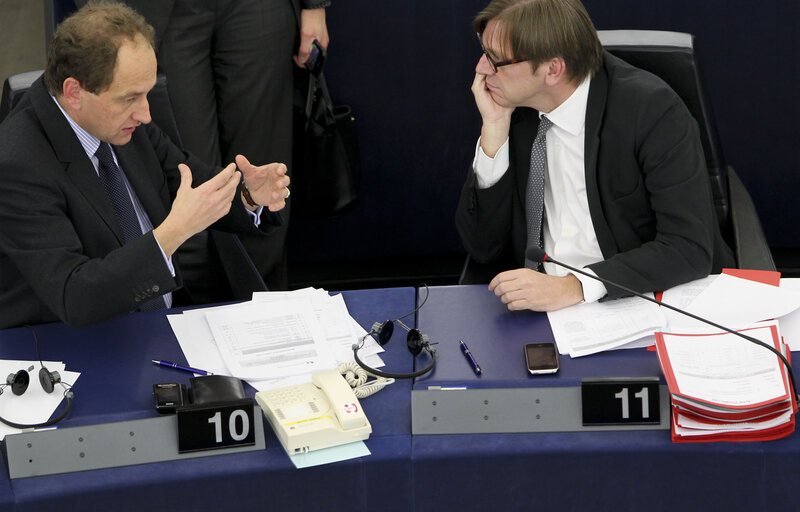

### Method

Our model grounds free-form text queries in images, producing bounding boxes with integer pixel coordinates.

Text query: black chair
[597,29,774,271]
[460,30,774,284]
[0,70,267,301]
[0,70,43,123]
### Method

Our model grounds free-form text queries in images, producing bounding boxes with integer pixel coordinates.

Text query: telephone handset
[312,370,366,430]
[255,369,372,455]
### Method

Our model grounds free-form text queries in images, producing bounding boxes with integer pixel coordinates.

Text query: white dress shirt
[472,77,607,302]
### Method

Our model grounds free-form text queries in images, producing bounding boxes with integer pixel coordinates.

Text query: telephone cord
[337,362,394,398]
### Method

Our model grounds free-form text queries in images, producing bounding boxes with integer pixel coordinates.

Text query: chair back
[1,70,44,123]
[598,30,730,231]
[598,29,773,271]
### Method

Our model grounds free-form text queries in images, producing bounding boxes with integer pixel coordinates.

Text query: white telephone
[255,369,372,455]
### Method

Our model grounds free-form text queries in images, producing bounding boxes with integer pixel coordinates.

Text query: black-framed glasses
[476,32,529,72]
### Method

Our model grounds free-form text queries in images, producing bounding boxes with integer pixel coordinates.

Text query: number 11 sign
[581,378,661,426]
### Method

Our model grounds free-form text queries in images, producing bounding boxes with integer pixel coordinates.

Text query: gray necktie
[525,116,553,270]
[95,142,165,311]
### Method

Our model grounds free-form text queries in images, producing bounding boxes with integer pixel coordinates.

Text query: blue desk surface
[415,284,664,389]
[413,285,800,512]
[0,287,417,512]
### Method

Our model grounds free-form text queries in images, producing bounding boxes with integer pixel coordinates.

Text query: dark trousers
[157,0,297,290]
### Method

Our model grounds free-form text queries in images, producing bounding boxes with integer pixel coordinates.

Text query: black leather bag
[292,68,361,218]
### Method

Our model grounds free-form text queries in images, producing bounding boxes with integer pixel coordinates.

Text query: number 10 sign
[176,398,256,453]
[581,378,661,426]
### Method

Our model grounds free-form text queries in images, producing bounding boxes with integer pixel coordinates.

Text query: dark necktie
[95,142,165,310]
[95,142,142,243]
[525,115,553,270]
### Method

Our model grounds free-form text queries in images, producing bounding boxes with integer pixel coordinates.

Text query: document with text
[205,298,335,380]
[547,294,666,357]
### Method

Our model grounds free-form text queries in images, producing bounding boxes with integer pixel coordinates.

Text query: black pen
[152,359,214,376]
[459,340,482,376]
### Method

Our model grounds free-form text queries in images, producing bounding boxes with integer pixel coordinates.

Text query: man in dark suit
[456,0,734,312]
[0,2,291,329]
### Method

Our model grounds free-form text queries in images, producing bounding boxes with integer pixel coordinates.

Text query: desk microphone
[526,246,798,401]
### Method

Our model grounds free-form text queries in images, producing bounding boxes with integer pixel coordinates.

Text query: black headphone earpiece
[39,366,61,394]
[406,329,430,356]
[371,321,394,346]
[3,366,33,396]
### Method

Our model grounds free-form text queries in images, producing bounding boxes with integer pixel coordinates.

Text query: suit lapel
[28,78,127,244]
[511,108,539,207]
[584,54,616,257]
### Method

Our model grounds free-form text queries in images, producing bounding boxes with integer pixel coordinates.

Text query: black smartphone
[153,382,187,414]
[304,39,326,75]
[524,342,559,375]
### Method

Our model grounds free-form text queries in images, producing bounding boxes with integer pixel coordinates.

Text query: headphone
[352,285,436,379]
[0,327,74,429]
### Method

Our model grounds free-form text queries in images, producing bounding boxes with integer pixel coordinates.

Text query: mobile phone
[304,39,326,75]
[153,382,187,414]
[524,342,559,375]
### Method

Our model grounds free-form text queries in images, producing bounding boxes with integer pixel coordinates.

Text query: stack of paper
[546,270,800,358]
[655,322,797,442]
[547,294,667,357]
[167,288,385,391]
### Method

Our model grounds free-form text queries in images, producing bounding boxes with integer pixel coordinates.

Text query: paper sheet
[657,323,788,407]
[547,294,666,357]
[660,275,719,331]
[168,289,386,386]
[167,305,240,376]
[205,298,336,380]
[289,440,371,469]
[681,273,800,330]
[779,278,800,350]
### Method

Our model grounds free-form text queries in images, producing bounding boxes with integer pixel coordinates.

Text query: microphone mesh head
[525,246,547,263]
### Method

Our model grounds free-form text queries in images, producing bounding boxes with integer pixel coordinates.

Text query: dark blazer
[456,52,734,299]
[0,77,276,329]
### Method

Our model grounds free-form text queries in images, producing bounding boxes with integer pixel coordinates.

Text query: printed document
[657,323,788,408]
[205,298,335,380]
[167,288,387,388]
[547,294,666,357]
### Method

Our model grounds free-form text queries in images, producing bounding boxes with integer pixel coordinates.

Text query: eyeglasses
[476,32,529,72]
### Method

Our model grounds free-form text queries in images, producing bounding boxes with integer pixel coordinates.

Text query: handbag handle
[303,67,337,130]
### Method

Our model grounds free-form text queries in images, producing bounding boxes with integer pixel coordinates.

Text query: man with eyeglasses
[456,0,733,312]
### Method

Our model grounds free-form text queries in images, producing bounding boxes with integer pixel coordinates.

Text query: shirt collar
[50,95,102,159]
[540,76,591,136]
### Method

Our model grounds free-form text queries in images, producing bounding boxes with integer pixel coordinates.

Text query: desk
[5,285,800,512]
[413,285,800,512]
[0,287,417,512]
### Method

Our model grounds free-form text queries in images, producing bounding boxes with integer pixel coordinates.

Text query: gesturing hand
[154,162,240,257]
[236,154,290,212]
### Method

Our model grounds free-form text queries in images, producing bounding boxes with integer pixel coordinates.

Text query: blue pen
[459,340,482,376]
[152,359,214,376]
